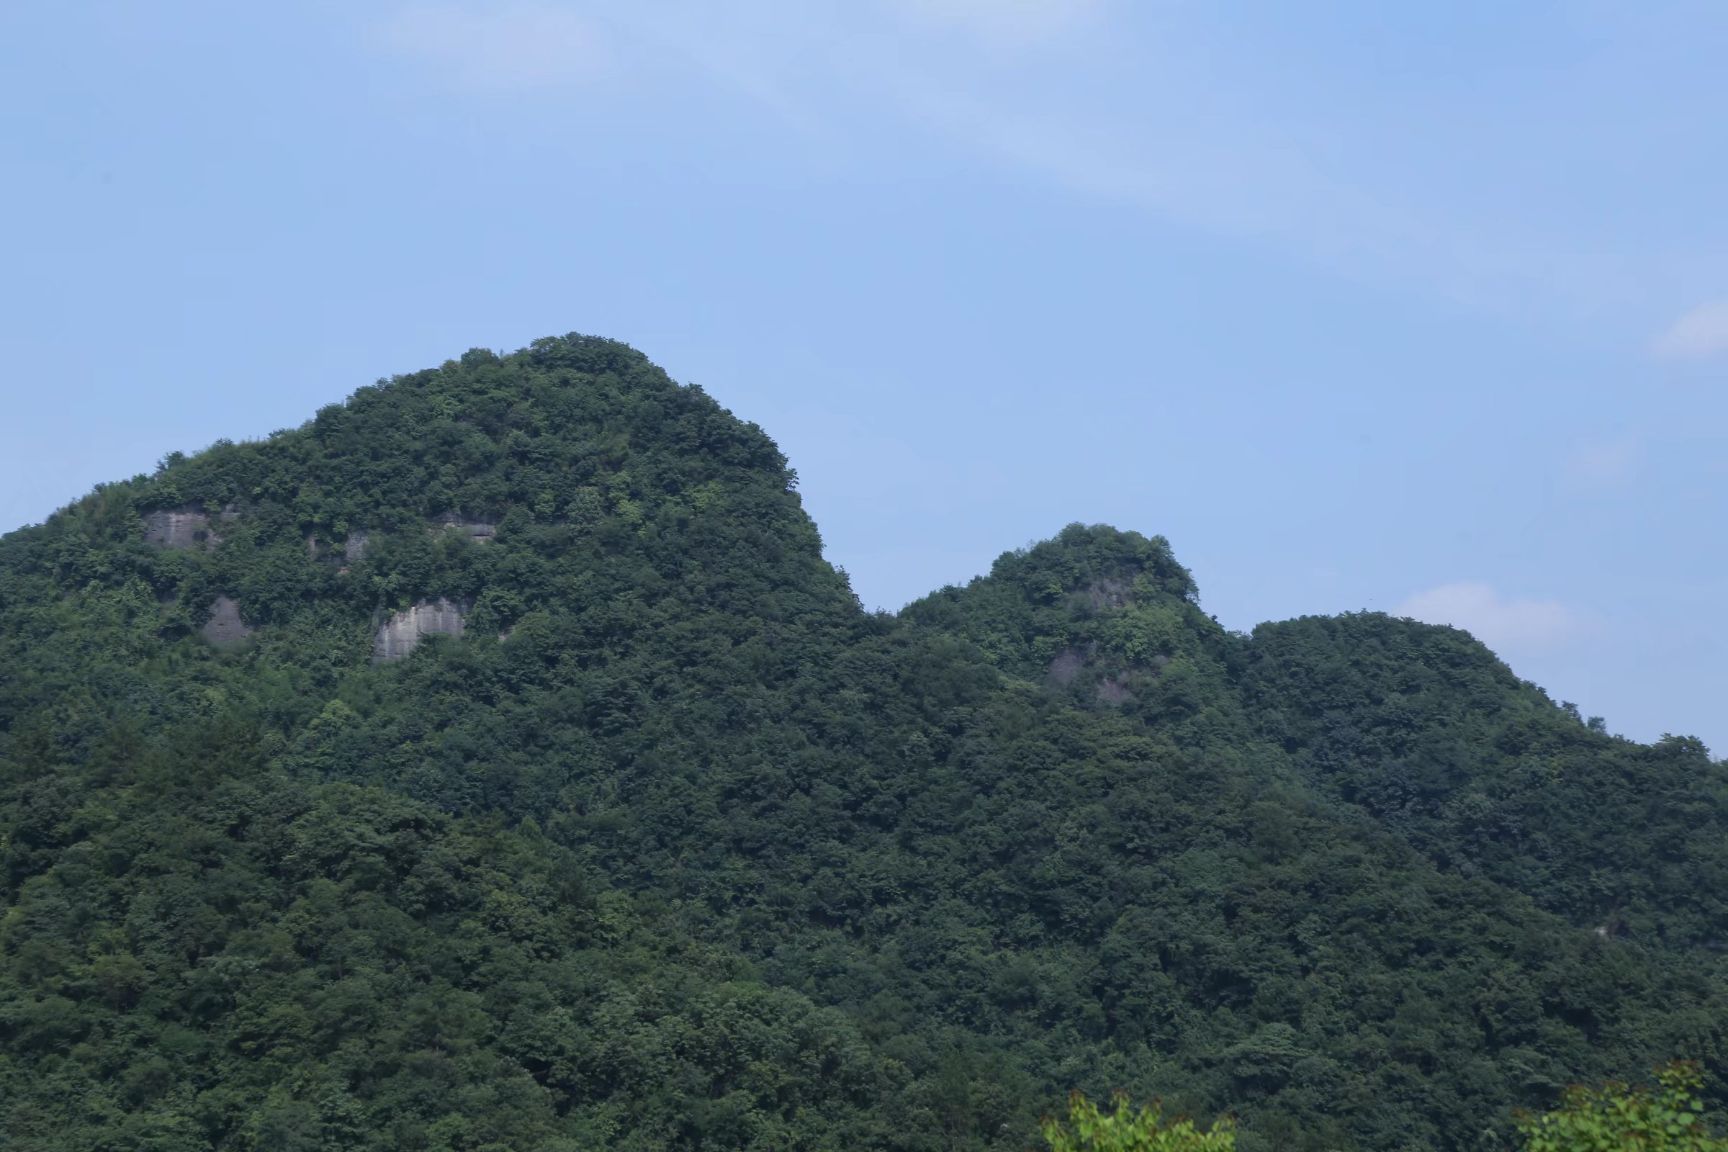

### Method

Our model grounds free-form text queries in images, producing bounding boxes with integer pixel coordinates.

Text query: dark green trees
[0,335,1724,1150]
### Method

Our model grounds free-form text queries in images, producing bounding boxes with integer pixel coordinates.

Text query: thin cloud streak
[882,0,1106,47]
[1652,299,1728,361]
[1566,437,1642,489]
[1396,582,1578,653]
[373,1,1691,329]
[381,2,606,91]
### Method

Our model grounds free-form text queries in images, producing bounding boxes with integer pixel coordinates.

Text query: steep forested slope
[0,335,1723,1151]
[1237,613,1728,948]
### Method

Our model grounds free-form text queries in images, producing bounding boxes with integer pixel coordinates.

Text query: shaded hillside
[1238,613,1728,949]
[1,336,1724,1152]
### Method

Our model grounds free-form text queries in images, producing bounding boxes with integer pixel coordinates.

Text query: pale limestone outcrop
[144,509,212,550]
[1096,675,1133,706]
[144,505,238,549]
[343,531,370,563]
[372,598,466,662]
[429,515,497,544]
[1047,647,1086,686]
[1082,578,1131,611]
[200,596,253,648]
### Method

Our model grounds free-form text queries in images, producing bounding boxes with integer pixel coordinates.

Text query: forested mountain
[1,335,1723,1151]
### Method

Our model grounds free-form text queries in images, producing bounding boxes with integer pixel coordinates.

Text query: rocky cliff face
[429,515,496,544]
[144,505,238,550]
[199,595,252,648]
[143,509,211,550]
[371,598,466,662]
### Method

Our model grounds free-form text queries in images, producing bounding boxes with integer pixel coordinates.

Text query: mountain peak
[986,522,1198,606]
[3,336,1726,1152]
[134,332,797,535]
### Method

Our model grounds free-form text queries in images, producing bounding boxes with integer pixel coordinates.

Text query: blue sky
[4,1,1726,751]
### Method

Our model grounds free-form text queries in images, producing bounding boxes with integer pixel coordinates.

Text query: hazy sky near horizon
[4,1,1726,751]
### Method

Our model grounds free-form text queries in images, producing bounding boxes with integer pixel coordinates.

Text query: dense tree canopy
[1,335,1724,1150]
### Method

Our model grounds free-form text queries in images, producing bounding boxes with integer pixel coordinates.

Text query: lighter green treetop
[1042,1092,1235,1152]
[1517,1063,1727,1152]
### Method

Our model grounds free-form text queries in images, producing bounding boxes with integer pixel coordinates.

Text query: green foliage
[1042,1092,1234,1152]
[1518,1064,1728,1151]
[0,334,1725,1150]
[1238,613,1728,948]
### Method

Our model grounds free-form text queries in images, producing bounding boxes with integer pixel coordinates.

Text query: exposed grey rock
[1096,675,1133,706]
[200,596,253,648]
[1047,648,1086,686]
[429,514,497,544]
[343,531,370,563]
[372,598,466,663]
[143,508,213,550]
[1081,578,1131,612]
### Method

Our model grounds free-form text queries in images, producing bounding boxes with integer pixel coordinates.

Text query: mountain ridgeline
[1,335,1724,1151]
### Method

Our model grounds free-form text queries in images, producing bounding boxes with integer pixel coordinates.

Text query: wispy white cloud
[883,0,1105,47]
[852,56,1642,320]
[1651,299,1728,361]
[1565,436,1641,489]
[368,2,1703,323]
[381,3,604,91]
[1396,582,1578,652]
